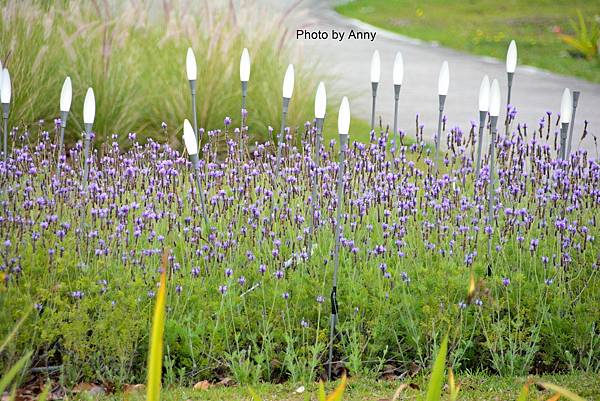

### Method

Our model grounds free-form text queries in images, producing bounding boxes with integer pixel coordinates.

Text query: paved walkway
[268,0,599,155]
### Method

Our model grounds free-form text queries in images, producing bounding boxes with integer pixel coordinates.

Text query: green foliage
[558,10,600,60]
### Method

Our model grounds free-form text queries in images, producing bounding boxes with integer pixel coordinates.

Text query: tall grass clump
[0,0,319,147]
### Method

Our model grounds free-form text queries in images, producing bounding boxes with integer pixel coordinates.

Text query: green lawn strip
[335,0,600,83]
[83,372,599,400]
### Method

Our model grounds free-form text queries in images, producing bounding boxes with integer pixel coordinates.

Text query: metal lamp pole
[58,77,72,178]
[435,61,449,172]
[506,40,517,107]
[475,75,490,178]
[328,96,350,380]
[369,50,380,132]
[392,52,403,155]
[82,88,95,192]
[186,48,200,147]
[1,68,11,162]
[565,91,580,159]
[183,119,209,226]
[487,79,501,260]
[559,88,572,160]
[240,48,250,159]
[276,64,294,175]
[311,82,326,245]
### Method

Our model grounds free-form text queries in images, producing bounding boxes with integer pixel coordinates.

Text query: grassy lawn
[79,372,600,400]
[336,0,600,83]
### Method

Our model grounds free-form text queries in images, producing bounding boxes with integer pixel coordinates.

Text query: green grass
[336,0,600,83]
[79,372,600,400]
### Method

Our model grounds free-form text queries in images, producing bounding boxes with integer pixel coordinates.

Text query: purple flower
[224,117,232,126]
[219,285,228,295]
[316,295,325,304]
[502,277,510,287]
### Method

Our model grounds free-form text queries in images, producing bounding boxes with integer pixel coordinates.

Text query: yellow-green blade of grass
[146,250,169,401]
[318,380,326,401]
[0,351,33,395]
[425,335,448,401]
[516,381,530,401]
[538,382,587,401]
[37,382,51,401]
[247,387,263,401]
[0,308,32,355]
[326,374,347,401]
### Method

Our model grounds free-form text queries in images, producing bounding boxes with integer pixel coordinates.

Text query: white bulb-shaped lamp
[338,97,350,136]
[182,119,198,156]
[1,69,11,104]
[370,50,381,83]
[60,77,72,112]
[506,40,517,73]
[83,87,95,125]
[240,48,250,82]
[489,79,501,117]
[478,75,490,112]
[282,64,294,99]
[315,82,326,119]
[560,88,572,124]
[393,52,404,86]
[438,61,449,96]
[186,47,197,81]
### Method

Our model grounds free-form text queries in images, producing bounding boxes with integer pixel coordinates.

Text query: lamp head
[1,68,11,104]
[506,40,517,73]
[370,50,381,83]
[393,51,404,85]
[478,75,490,112]
[282,64,294,99]
[83,87,95,125]
[489,79,501,117]
[240,48,250,82]
[338,96,350,136]
[438,61,449,96]
[315,81,326,119]
[560,88,572,124]
[186,47,197,81]
[60,76,72,112]
[182,119,198,155]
